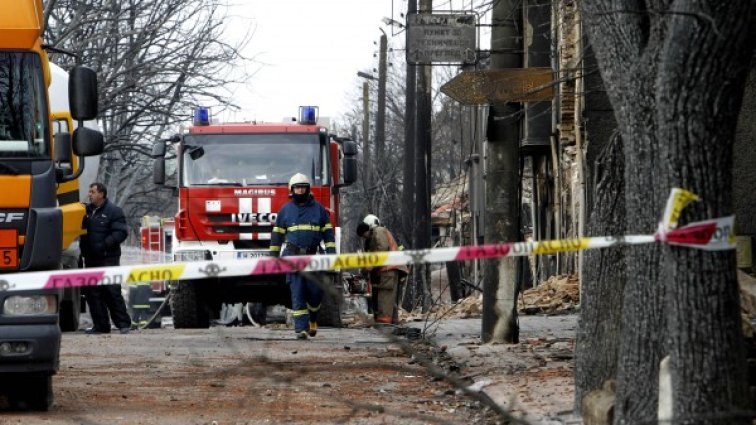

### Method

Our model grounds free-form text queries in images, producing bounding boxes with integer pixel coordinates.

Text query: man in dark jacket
[269,173,336,339]
[80,182,131,334]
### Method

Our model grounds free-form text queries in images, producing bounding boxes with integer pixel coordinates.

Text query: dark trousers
[82,257,131,332]
[288,272,323,333]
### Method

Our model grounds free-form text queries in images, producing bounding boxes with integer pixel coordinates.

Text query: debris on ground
[430,316,579,424]
[397,274,580,323]
[400,295,484,323]
[518,274,580,315]
[738,270,756,338]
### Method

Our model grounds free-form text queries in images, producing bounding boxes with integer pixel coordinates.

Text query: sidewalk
[423,314,582,425]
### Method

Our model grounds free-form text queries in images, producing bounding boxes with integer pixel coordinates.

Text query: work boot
[296,330,309,340]
[308,321,318,337]
[85,327,109,335]
[119,327,131,335]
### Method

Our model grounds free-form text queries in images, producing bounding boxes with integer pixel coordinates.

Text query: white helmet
[363,214,381,229]
[288,173,310,192]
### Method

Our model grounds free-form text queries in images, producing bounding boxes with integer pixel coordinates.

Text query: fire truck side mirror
[340,140,357,186]
[153,157,166,185]
[342,156,357,186]
[152,140,166,158]
[342,140,358,156]
[152,141,167,185]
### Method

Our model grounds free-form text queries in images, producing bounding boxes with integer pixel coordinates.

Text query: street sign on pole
[406,13,477,65]
[441,68,554,104]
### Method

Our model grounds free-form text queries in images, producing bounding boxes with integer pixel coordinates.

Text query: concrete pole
[524,0,553,282]
[482,0,522,343]
[362,81,370,183]
[415,0,433,311]
[402,0,417,247]
[376,30,388,167]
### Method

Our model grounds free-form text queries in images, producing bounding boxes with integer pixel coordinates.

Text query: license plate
[0,229,15,247]
[0,248,18,269]
[236,251,267,260]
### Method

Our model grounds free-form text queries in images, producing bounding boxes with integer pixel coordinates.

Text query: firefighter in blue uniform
[269,173,337,339]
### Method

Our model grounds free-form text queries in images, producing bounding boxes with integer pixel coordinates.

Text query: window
[0,52,49,158]
[181,133,328,187]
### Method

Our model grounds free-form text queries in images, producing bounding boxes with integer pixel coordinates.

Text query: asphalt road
[0,324,499,425]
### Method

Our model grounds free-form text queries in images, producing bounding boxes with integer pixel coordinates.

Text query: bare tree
[43,0,251,238]
[578,1,755,423]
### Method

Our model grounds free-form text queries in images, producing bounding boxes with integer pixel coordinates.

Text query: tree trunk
[574,36,622,410]
[446,261,465,302]
[657,2,754,422]
[574,133,625,410]
[580,1,755,423]
[608,32,669,425]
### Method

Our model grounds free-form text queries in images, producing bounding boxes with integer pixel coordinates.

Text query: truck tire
[245,303,267,326]
[170,280,210,329]
[59,251,82,332]
[59,296,81,332]
[8,373,53,411]
[317,274,343,328]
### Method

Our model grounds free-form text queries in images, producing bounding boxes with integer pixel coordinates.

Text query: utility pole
[414,0,433,311]
[402,0,417,248]
[523,0,553,283]
[482,0,522,343]
[362,81,370,184]
[376,29,388,167]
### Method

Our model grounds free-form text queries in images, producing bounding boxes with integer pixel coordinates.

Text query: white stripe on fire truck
[257,197,272,240]
[239,198,253,213]
[239,198,253,240]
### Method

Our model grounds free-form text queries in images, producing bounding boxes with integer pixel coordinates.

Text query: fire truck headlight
[3,295,57,315]
[174,250,211,262]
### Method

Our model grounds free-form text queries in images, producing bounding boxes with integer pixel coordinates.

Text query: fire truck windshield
[181,133,328,187]
[0,52,49,160]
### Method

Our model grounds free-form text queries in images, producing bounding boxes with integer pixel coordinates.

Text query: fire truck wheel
[7,373,53,411]
[170,280,210,329]
[244,303,267,327]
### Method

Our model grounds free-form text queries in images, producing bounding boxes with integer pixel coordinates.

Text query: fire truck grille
[232,240,270,249]
[211,225,274,234]
[208,215,233,223]
[207,214,276,224]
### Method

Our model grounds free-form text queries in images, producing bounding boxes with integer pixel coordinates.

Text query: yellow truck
[0,0,104,410]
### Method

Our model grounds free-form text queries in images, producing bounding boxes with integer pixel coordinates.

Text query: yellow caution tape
[0,188,736,293]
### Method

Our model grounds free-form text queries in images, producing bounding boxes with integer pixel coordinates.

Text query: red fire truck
[152,106,357,328]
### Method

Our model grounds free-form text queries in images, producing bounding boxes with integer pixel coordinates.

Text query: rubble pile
[738,271,756,338]
[399,274,581,321]
[399,294,484,322]
[518,274,580,315]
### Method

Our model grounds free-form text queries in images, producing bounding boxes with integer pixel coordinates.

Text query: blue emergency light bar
[193,107,211,126]
[299,106,318,125]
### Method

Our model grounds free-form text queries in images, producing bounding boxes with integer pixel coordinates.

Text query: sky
[222,0,399,124]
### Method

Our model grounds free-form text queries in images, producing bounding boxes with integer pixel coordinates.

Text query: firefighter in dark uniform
[80,182,132,334]
[269,173,336,339]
